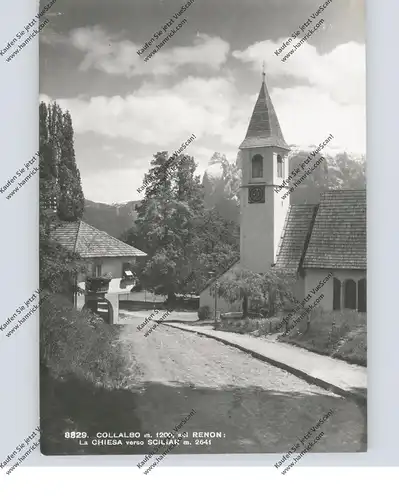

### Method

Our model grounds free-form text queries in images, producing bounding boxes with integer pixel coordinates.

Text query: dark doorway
[344,279,357,310]
[333,278,341,310]
[358,278,367,312]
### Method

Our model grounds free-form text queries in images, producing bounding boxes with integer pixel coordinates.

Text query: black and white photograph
[36,0,366,464]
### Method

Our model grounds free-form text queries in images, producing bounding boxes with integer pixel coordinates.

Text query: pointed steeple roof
[240,73,290,150]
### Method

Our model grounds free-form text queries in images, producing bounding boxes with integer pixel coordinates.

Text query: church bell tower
[239,69,291,273]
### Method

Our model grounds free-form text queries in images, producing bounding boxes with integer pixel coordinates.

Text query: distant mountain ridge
[83,199,139,238]
[84,151,365,238]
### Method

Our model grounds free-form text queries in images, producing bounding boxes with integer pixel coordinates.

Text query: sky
[39,0,366,203]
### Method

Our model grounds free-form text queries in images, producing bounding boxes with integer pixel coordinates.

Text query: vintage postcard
[38,0,366,464]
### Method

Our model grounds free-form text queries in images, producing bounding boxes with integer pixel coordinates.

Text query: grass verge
[279,309,367,367]
[40,293,141,454]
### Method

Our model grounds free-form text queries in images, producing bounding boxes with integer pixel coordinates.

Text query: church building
[199,73,366,315]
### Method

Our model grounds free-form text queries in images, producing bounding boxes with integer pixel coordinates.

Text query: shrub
[258,316,284,335]
[279,308,367,366]
[217,316,281,335]
[198,305,211,320]
[40,293,144,455]
[331,325,367,365]
[40,293,130,389]
[248,299,267,317]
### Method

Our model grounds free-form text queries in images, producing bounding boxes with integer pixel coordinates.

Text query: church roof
[51,220,147,258]
[276,190,366,271]
[303,190,366,269]
[275,204,318,270]
[199,256,240,294]
[240,79,290,150]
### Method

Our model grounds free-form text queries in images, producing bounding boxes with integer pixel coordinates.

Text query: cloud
[233,40,365,105]
[272,86,366,153]
[40,76,247,148]
[63,26,229,76]
[40,39,366,158]
[233,40,366,153]
[82,163,150,203]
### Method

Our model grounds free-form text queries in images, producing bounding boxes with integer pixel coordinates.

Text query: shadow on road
[40,367,144,456]
[41,373,367,455]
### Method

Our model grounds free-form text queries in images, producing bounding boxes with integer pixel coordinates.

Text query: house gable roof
[52,220,146,258]
[303,190,366,269]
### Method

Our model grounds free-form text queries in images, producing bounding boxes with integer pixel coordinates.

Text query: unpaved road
[118,315,367,454]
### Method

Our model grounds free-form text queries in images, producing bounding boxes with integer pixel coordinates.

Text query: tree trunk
[167,291,176,306]
[242,295,248,318]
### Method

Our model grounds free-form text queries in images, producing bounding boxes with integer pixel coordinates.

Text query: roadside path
[162,322,367,402]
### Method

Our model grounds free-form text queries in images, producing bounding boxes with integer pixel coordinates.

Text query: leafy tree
[216,268,263,318]
[209,152,242,203]
[58,110,85,221]
[192,208,239,292]
[39,220,85,296]
[202,171,213,207]
[127,153,204,302]
[125,152,243,300]
[258,268,297,317]
[203,152,241,222]
[289,150,366,204]
[217,267,297,318]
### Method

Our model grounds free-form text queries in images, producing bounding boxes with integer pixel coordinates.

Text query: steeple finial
[239,63,290,151]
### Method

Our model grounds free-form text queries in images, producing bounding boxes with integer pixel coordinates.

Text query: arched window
[358,278,367,312]
[333,278,341,310]
[252,154,263,178]
[277,155,283,178]
[344,279,357,310]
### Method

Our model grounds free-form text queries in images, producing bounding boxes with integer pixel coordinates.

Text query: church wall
[199,264,242,315]
[304,268,366,311]
[304,269,333,311]
[199,288,241,316]
[290,275,305,304]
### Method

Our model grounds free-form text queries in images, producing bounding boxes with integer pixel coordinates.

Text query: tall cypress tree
[58,109,85,221]
[39,101,85,294]
[39,101,84,221]
[39,102,60,216]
